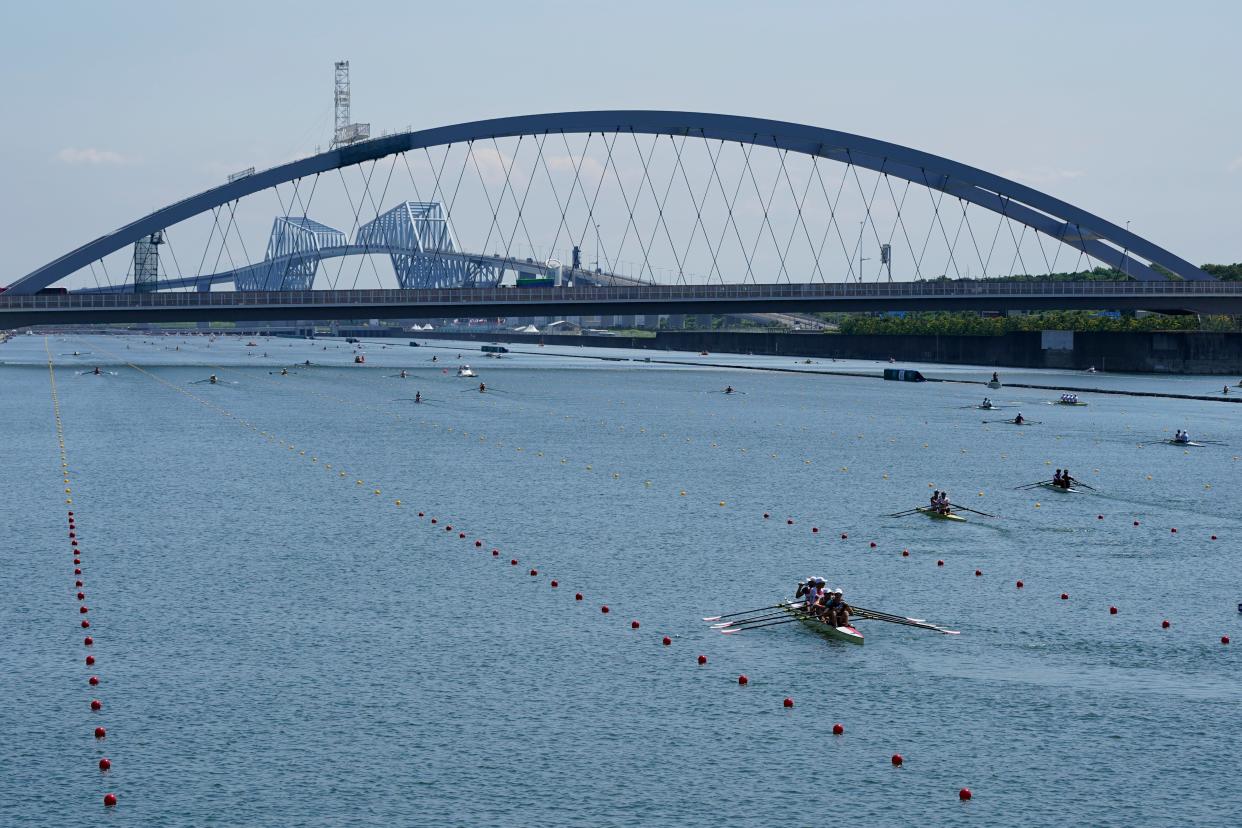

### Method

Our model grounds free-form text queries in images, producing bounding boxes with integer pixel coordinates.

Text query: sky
[2,0,1240,285]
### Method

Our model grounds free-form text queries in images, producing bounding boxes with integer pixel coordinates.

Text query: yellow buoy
[395,500,402,506]
[719,501,726,506]
[680,490,687,496]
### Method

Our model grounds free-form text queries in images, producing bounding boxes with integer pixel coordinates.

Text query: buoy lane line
[104,354,818,726]
[43,339,117,809]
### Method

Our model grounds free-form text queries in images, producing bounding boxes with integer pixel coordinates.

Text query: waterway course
[1,332,1239,826]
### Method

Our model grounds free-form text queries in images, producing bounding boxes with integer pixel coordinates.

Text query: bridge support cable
[497,134,546,267]
[633,133,693,285]
[348,153,400,291]
[326,162,379,290]
[601,131,656,285]
[774,142,825,286]
[881,174,917,280]
[810,158,858,283]
[740,137,793,285]
[918,169,962,280]
[845,153,888,282]
[670,131,726,286]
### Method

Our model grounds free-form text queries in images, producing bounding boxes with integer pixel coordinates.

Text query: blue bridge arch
[5,111,1212,294]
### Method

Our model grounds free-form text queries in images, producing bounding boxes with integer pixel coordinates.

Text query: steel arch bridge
[5,110,1213,296]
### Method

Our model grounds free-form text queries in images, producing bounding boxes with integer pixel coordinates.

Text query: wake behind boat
[457,365,477,378]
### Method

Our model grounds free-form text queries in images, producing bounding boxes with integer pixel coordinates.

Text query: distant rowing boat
[1038,482,1085,494]
[779,602,864,645]
[1052,400,1089,406]
[916,507,967,522]
[1163,439,1204,447]
[987,380,1001,389]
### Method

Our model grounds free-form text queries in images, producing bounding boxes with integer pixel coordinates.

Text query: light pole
[594,224,602,273]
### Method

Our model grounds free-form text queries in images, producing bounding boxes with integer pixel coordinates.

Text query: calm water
[2,332,1239,826]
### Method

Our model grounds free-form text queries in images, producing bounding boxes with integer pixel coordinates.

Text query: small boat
[1164,439,1204,447]
[779,602,864,645]
[987,379,1001,389]
[246,341,258,347]
[1038,482,1085,494]
[977,404,996,410]
[916,507,967,522]
[457,365,477,378]
[354,354,365,364]
[1054,400,1089,406]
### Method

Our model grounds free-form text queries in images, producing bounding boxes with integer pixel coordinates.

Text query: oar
[702,602,790,622]
[1014,480,1053,490]
[888,507,922,518]
[982,419,1041,425]
[1066,478,1097,491]
[720,617,803,634]
[712,607,801,628]
[850,605,960,634]
[948,503,998,518]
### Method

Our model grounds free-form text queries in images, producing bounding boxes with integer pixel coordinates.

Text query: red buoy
[418,512,424,517]
[1016,580,1024,589]
[959,788,972,801]
[529,569,538,576]
[430,518,437,524]
[1060,593,1069,600]
[68,511,74,516]
[901,549,909,557]
[73,558,80,565]
[937,560,944,567]
[1171,527,1177,533]
[90,699,102,711]
[575,593,583,601]
[94,726,106,739]
[89,676,99,686]
[475,540,482,547]
[1097,515,1103,520]
[79,606,88,614]
[491,550,499,557]
[1109,606,1118,615]
[84,636,93,646]
[69,531,76,538]
[98,757,111,771]
[550,580,558,588]
[1223,635,1231,645]
[832,723,844,735]
[763,513,770,519]
[75,580,82,587]
[1162,619,1171,629]
[662,636,671,646]
[77,591,85,600]
[600,605,610,614]
[783,697,794,708]
[786,518,794,525]
[103,793,117,807]
[697,654,707,665]
[445,525,452,531]
[631,620,640,629]
[974,570,982,577]
[85,655,95,665]
[1133,520,1140,526]
[81,620,90,629]
[74,568,81,575]
[510,559,517,566]
[1211,535,1217,541]
[458,532,465,538]
[869,541,877,548]
[811,527,818,533]
[737,674,748,685]
[891,754,903,767]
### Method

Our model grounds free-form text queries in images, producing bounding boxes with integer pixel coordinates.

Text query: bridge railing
[1,279,1237,311]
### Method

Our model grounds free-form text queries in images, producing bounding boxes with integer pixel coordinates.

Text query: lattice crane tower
[331,61,370,149]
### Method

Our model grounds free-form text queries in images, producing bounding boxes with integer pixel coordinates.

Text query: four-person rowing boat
[916,506,967,522]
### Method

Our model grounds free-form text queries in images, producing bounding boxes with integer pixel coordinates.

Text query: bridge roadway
[2,280,1239,327]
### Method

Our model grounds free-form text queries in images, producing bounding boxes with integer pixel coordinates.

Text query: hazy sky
[2,0,1240,284]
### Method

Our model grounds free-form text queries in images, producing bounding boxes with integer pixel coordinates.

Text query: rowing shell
[987,380,1001,389]
[1053,401,1089,406]
[1163,440,1204,447]
[780,602,864,645]
[916,507,967,522]
[1038,482,1084,494]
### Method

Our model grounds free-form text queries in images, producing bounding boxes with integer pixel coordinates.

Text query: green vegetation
[837,311,1238,335]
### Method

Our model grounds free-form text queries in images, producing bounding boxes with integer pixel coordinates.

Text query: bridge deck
[2,281,1239,327]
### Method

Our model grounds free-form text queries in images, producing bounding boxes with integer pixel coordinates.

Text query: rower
[280,368,289,376]
[1061,468,1074,489]
[400,369,408,379]
[823,589,851,627]
[209,374,218,384]
[431,355,438,362]
[936,490,951,514]
[1014,412,1025,424]
[1052,469,1063,487]
[303,360,312,366]
[724,385,734,395]
[92,366,101,375]
[930,490,941,511]
[794,579,810,604]
[991,372,999,383]
[414,391,422,404]
[479,382,486,393]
